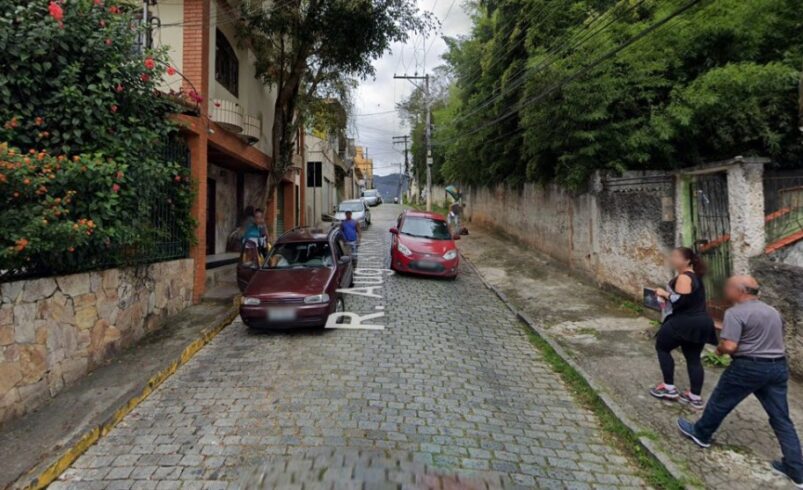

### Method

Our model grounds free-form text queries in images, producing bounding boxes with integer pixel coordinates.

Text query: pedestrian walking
[649,247,717,408]
[341,210,360,259]
[678,275,803,487]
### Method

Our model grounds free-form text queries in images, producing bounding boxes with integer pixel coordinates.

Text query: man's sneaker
[679,390,705,410]
[650,383,679,400]
[771,460,803,488]
[677,418,710,448]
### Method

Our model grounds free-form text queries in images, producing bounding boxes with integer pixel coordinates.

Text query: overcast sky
[352,0,472,176]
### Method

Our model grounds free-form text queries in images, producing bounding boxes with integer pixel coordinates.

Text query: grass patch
[702,350,731,368]
[522,326,687,490]
[620,300,644,315]
[408,201,450,216]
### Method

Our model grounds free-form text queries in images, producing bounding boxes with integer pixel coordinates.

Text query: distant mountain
[372,173,408,201]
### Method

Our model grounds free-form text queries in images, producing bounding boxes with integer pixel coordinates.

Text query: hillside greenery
[406,0,803,189]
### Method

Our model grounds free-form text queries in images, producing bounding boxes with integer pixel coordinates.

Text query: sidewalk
[459,224,803,489]
[0,285,239,489]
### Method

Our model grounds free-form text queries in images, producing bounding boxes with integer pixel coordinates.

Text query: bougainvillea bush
[0,0,194,277]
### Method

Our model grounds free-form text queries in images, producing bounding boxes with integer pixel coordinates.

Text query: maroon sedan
[237,227,354,329]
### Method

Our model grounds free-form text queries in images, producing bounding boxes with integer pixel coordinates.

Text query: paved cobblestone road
[55,205,645,489]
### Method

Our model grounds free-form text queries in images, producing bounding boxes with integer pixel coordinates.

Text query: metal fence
[0,137,191,283]
[764,169,803,253]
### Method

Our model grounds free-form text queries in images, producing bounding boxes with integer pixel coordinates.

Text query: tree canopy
[415,0,803,189]
[241,0,433,197]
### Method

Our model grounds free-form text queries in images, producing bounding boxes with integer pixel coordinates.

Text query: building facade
[353,146,374,191]
[155,0,305,300]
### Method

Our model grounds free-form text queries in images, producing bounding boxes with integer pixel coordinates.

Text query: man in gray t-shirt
[721,298,785,359]
[677,276,803,487]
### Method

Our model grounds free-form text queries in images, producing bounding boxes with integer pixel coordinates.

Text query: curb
[18,296,240,490]
[461,255,692,488]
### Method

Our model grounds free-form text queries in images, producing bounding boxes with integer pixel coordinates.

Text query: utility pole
[393,74,431,210]
[392,135,411,203]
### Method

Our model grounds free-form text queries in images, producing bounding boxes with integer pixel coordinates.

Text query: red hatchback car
[389,210,459,278]
[237,227,354,329]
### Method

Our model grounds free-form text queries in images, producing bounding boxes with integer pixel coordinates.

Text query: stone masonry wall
[752,256,803,378]
[0,259,193,425]
[464,177,674,298]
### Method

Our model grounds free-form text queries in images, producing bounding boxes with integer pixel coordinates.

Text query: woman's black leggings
[655,324,705,395]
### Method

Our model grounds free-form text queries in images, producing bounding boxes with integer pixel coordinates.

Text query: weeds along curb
[461,255,693,489]
[18,296,241,490]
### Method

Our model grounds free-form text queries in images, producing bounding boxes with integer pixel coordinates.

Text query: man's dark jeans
[693,358,803,479]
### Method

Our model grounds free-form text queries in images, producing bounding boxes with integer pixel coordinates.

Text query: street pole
[393,74,430,209]
[424,74,432,211]
[392,135,411,204]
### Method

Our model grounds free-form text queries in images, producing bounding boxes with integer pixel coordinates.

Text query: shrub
[0,0,194,278]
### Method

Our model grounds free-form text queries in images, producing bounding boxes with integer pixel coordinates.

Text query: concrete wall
[0,259,194,425]
[464,174,675,298]
[752,256,803,377]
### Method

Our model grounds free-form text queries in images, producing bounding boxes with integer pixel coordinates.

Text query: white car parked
[333,199,371,228]
[361,189,382,206]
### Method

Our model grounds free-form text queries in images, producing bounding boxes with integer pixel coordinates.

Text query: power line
[434,0,705,146]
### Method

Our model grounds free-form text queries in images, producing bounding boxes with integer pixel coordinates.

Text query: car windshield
[400,217,451,240]
[265,241,333,269]
[338,201,364,212]
[363,190,378,197]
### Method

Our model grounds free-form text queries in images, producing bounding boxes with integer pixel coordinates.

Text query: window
[400,217,451,240]
[215,30,238,97]
[307,161,322,187]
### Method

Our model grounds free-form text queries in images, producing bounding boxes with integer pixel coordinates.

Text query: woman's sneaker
[679,390,705,410]
[649,383,679,400]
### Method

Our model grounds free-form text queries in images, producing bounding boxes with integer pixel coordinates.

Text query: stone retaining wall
[0,259,194,425]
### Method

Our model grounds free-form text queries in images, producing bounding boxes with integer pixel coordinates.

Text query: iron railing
[0,137,191,283]
[764,169,803,253]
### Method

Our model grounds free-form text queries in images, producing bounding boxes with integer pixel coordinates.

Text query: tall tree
[241,0,432,203]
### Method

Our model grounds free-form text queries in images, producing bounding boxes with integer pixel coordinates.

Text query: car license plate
[268,307,296,321]
[417,261,439,270]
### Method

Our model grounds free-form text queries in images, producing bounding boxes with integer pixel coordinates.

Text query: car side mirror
[389,227,398,235]
[338,255,352,265]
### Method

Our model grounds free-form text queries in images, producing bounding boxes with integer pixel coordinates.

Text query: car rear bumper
[391,251,459,277]
[239,303,332,329]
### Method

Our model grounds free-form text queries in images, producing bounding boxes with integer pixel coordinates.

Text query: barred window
[215,30,238,97]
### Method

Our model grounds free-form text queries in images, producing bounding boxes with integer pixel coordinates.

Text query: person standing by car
[341,210,360,259]
[677,275,803,488]
[649,247,717,408]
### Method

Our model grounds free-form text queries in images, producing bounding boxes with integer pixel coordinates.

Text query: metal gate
[276,184,285,236]
[689,173,731,307]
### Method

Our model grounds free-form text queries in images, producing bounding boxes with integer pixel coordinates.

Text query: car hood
[334,211,365,221]
[398,235,456,256]
[244,267,333,300]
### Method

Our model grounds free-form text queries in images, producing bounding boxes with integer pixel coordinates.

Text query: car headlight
[397,242,413,257]
[304,294,330,304]
[443,250,458,261]
[242,297,260,305]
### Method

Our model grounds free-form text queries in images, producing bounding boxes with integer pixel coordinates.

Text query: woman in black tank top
[649,247,716,408]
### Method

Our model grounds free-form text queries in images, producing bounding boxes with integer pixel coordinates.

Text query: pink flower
[143,57,155,70]
[94,0,102,5]
[115,83,124,93]
[166,66,176,76]
[110,104,118,113]
[105,38,112,46]
[188,89,203,104]
[112,183,120,193]
[108,5,120,14]
[48,2,64,22]
[140,73,150,82]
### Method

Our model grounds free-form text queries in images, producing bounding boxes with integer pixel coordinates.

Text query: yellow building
[353,146,374,190]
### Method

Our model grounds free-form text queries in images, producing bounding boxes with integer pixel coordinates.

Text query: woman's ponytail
[676,247,707,277]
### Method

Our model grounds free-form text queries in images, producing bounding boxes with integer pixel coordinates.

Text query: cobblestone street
[54,205,645,489]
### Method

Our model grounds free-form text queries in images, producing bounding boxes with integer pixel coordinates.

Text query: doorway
[206,178,216,255]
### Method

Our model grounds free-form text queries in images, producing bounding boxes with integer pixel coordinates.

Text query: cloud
[353,0,472,176]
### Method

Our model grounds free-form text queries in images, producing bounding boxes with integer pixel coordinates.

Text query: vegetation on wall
[0,0,193,278]
[418,0,803,189]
